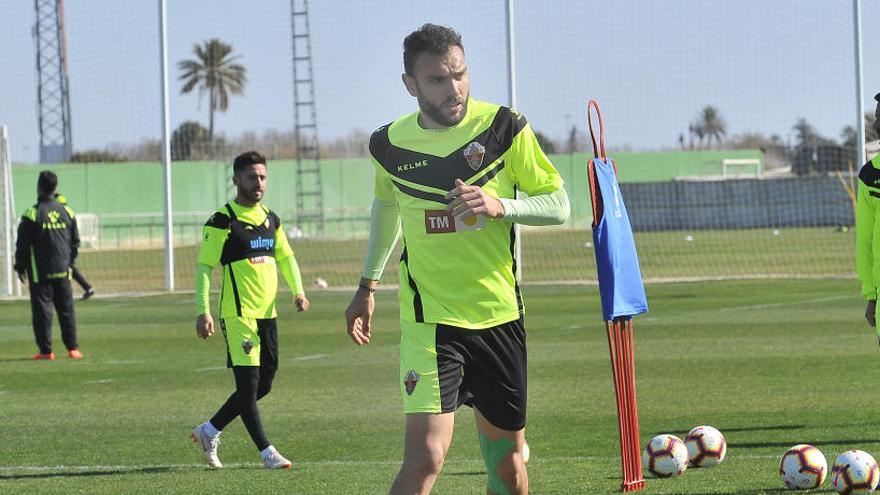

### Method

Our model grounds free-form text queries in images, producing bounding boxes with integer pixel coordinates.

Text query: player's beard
[418,94,468,128]
[239,186,263,204]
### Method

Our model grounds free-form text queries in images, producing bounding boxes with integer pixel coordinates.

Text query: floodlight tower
[34,0,73,163]
[290,0,325,235]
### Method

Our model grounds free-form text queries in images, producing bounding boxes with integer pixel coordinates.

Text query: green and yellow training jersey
[858,155,880,300]
[369,98,564,328]
[197,201,295,319]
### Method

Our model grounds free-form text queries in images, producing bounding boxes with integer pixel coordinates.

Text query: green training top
[857,155,880,300]
[197,201,296,319]
[369,98,564,328]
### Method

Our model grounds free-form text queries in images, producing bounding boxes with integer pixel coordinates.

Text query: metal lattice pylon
[290,0,324,236]
[34,0,73,163]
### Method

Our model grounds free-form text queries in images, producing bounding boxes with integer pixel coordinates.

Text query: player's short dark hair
[37,171,57,195]
[403,24,463,76]
[875,92,880,103]
[233,151,267,174]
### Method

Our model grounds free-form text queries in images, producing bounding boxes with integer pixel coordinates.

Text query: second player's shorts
[399,317,527,431]
[219,317,278,369]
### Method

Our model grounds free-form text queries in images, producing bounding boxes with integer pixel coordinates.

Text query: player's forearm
[279,254,305,295]
[499,188,570,226]
[362,198,401,281]
[195,263,213,315]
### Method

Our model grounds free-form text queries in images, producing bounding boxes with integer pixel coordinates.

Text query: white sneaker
[191,424,222,468]
[262,448,292,470]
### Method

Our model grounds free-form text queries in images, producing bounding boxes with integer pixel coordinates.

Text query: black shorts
[220,317,279,371]
[399,318,527,431]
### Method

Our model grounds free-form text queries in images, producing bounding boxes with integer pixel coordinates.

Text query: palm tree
[690,121,706,149]
[697,106,726,148]
[178,39,247,138]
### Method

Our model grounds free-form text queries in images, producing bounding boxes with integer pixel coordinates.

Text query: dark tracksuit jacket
[14,196,80,353]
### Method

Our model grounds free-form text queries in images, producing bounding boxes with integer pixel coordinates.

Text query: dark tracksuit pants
[30,279,78,354]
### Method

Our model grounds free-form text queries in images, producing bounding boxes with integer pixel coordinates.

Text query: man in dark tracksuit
[14,171,83,360]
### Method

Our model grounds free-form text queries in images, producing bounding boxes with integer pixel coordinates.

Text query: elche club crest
[404,370,420,395]
[463,142,485,171]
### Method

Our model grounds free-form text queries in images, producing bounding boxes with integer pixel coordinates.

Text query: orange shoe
[32,352,56,360]
[68,349,84,359]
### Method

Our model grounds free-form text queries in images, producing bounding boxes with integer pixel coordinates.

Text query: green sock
[479,433,515,495]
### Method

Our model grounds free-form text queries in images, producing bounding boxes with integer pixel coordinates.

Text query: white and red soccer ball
[642,434,689,478]
[685,425,727,468]
[780,444,828,490]
[831,450,879,495]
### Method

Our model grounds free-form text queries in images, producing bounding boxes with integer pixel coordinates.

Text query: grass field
[0,278,874,494]
[66,226,856,293]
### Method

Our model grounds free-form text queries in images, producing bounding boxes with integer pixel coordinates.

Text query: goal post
[0,126,16,297]
[721,158,763,179]
[76,213,101,249]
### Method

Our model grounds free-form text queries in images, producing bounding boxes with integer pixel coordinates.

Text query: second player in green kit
[191,151,309,470]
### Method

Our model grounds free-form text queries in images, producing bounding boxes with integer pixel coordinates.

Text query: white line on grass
[292,354,327,362]
[718,294,852,313]
[195,366,227,372]
[83,379,113,384]
[0,453,785,473]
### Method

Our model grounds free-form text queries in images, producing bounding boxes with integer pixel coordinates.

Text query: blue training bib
[589,157,648,321]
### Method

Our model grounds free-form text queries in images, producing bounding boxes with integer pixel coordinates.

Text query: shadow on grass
[0,357,40,363]
[733,439,880,449]
[444,470,485,477]
[0,466,173,480]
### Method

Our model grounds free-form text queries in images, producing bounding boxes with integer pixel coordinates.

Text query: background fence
[1,0,878,295]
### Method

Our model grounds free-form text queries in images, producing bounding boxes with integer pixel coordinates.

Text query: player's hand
[196,313,215,339]
[16,271,25,283]
[866,299,876,328]
[445,178,505,220]
[345,285,375,346]
[294,294,310,312]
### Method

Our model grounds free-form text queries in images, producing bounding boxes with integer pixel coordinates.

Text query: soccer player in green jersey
[344,24,570,495]
[191,151,309,469]
[857,91,880,333]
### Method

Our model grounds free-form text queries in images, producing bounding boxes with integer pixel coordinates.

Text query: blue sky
[1,0,878,163]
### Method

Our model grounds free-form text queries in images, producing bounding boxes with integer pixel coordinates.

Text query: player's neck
[417,113,449,131]
[233,197,260,208]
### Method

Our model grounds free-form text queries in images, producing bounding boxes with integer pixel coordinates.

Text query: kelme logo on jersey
[249,237,274,250]
[404,370,420,395]
[43,209,67,230]
[464,141,485,170]
[398,159,429,173]
[242,339,254,355]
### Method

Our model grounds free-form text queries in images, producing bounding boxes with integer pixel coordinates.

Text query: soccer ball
[642,434,689,478]
[780,444,827,490]
[831,450,879,494]
[685,425,727,467]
